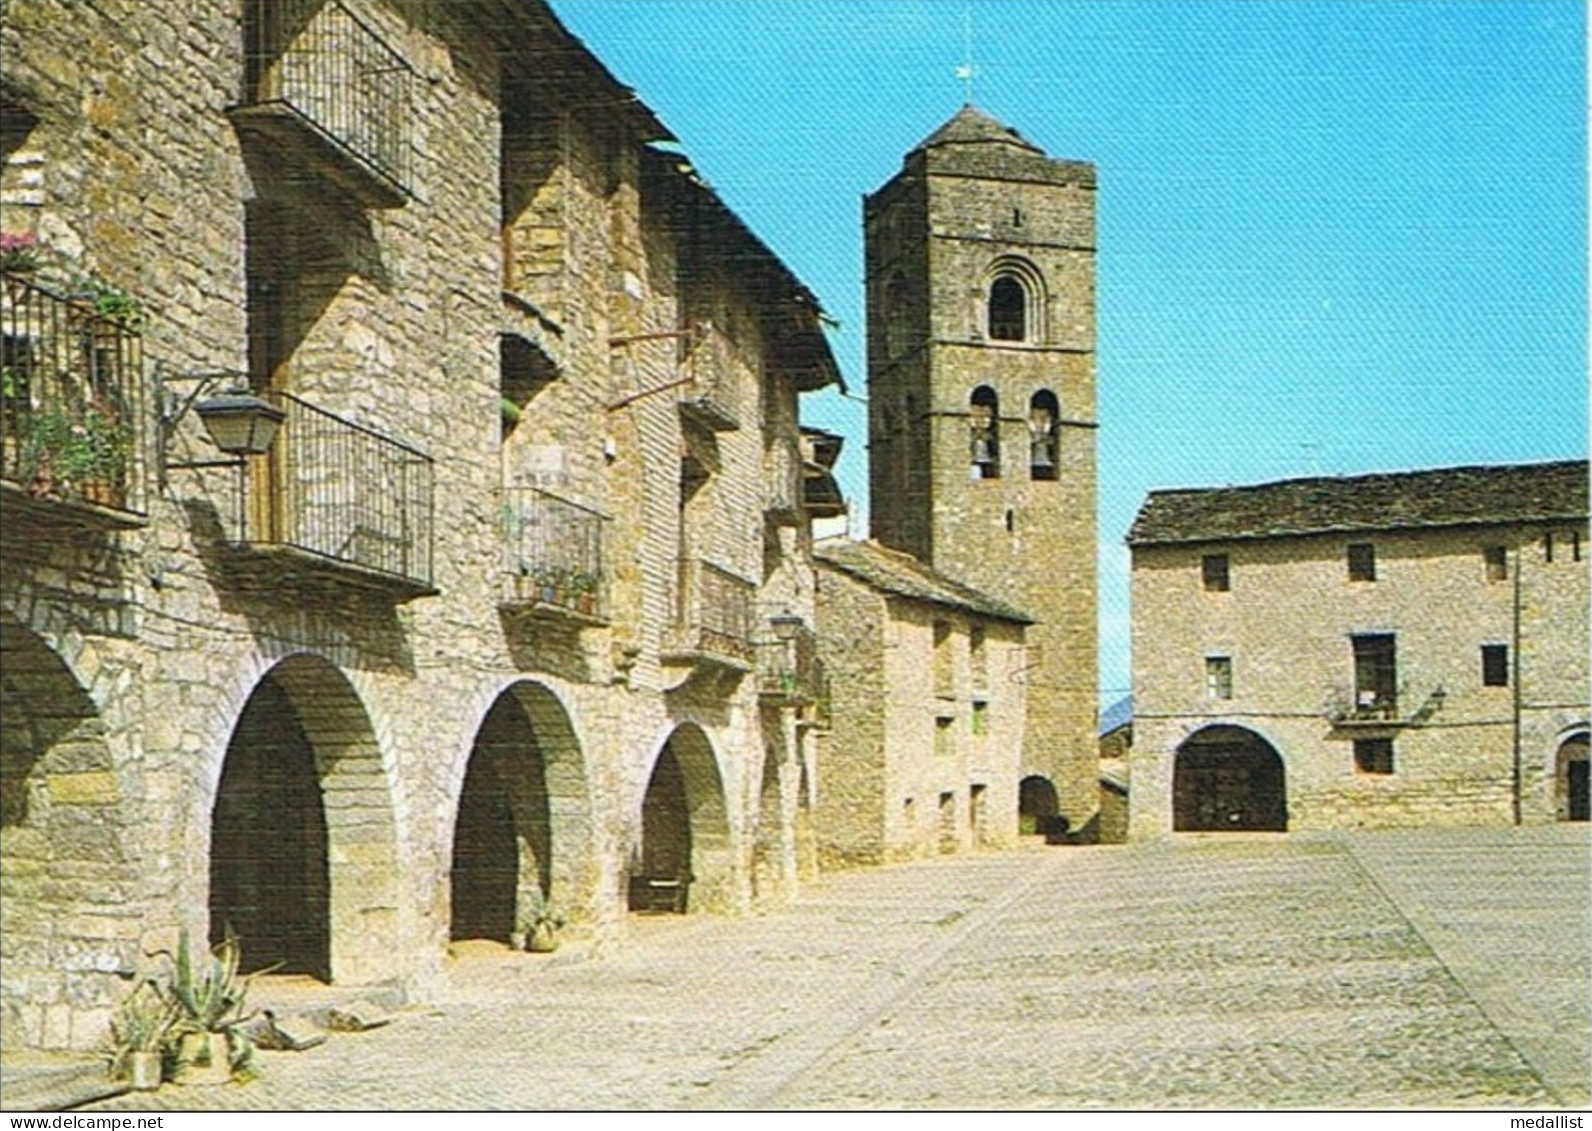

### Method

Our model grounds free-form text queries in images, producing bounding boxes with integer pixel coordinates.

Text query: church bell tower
[864,104,1099,828]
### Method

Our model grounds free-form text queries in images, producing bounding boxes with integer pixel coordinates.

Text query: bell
[971,437,994,465]
[1030,443,1055,471]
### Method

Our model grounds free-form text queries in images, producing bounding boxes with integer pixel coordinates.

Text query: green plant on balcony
[16,398,133,503]
[77,279,144,332]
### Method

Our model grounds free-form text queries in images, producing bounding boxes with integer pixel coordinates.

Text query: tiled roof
[1128,461,1588,547]
[911,103,1043,155]
[814,539,1033,625]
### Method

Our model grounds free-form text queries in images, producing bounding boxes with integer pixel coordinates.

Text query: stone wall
[0,0,832,1049]
[814,561,1025,866]
[1130,520,1591,839]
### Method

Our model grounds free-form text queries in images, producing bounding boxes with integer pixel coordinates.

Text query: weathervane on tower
[955,6,978,103]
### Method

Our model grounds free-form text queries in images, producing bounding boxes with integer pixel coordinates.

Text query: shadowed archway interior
[1173,725,1288,832]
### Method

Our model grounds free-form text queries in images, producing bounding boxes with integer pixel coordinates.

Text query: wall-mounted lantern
[193,390,284,456]
[158,369,285,488]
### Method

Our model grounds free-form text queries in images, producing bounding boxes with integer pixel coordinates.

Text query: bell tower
[864,105,1099,829]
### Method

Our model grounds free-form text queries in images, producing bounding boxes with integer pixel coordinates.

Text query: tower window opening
[969,386,1000,479]
[988,275,1026,341]
[1029,391,1059,480]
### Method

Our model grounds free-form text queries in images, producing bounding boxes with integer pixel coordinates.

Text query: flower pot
[527,921,559,954]
[127,1049,163,1091]
[80,479,122,507]
[175,1032,231,1086]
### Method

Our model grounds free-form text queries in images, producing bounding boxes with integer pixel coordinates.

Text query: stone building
[0,0,838,1050]
[812,539,1029,867]
[862,105,1099,834]
[1127,461,1589,838]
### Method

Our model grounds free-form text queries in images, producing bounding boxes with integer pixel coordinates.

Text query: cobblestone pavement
[83,826,1588,1111]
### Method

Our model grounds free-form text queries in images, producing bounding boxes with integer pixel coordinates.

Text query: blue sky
[555,0,1588,708]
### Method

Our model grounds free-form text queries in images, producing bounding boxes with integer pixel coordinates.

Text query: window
[1544,532,1554,563]
[935,716,955,760]
[988,275,1026,341]
[1352,633,1397,718]
[1574,530,1583,563]
[1205,656,1233,700]
[971,700,989,736]
[969,386,999,479]
[1481,644,1509,687]
[932,619,953,694]
[1202,554,1230,592]
[1347,543,1376,582]
[1354,738,1395,775]
[1028,390,1059,481]
[1484,544,1508,582]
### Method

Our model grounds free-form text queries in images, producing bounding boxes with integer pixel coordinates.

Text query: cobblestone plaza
[81,825,1589,1111]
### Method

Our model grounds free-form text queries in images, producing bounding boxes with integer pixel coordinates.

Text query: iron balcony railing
[249,391,433,587]
[677,324,742,432]
[1,271,142,513]
[756,620,826,705]
[669,559,754,666]
[241,0,414,200]
[501,487,606,620]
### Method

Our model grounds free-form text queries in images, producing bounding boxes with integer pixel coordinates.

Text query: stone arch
[983,255,1046,343]
[0,610,135,1049]
[1018,774,1059,835]
[630,724,731,914]
[1173,725,1288,832]
[208,653,399,983]
[1556,730,1589,822]
[449,680,593,943]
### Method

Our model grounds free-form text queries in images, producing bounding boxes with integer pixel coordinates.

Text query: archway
[1017,774,1058,835]
[450,682,590,942]
[1173,725,1287,832]
[209,655,399,982]
[630,725,730,914]
[1557,732,1589,822]
[1,611,133,1048]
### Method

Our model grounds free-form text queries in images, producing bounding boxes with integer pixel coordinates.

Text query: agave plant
[151,928,266,1079]
[104,979,180,1078]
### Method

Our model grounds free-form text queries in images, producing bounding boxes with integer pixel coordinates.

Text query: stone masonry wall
[1,0,824,1048]
[1130,521,1590,839]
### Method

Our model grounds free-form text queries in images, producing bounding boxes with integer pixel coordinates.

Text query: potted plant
[511,893,565,954]
[159,929,259,1086]
[569,569,599,615]
[532,564,562,606]
[1,231,40,275]
[74,279,144,332]
[17,399,132,505]
[105,980,179,1091]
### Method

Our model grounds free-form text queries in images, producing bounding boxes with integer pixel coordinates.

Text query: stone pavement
[74,825,1588,1111]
